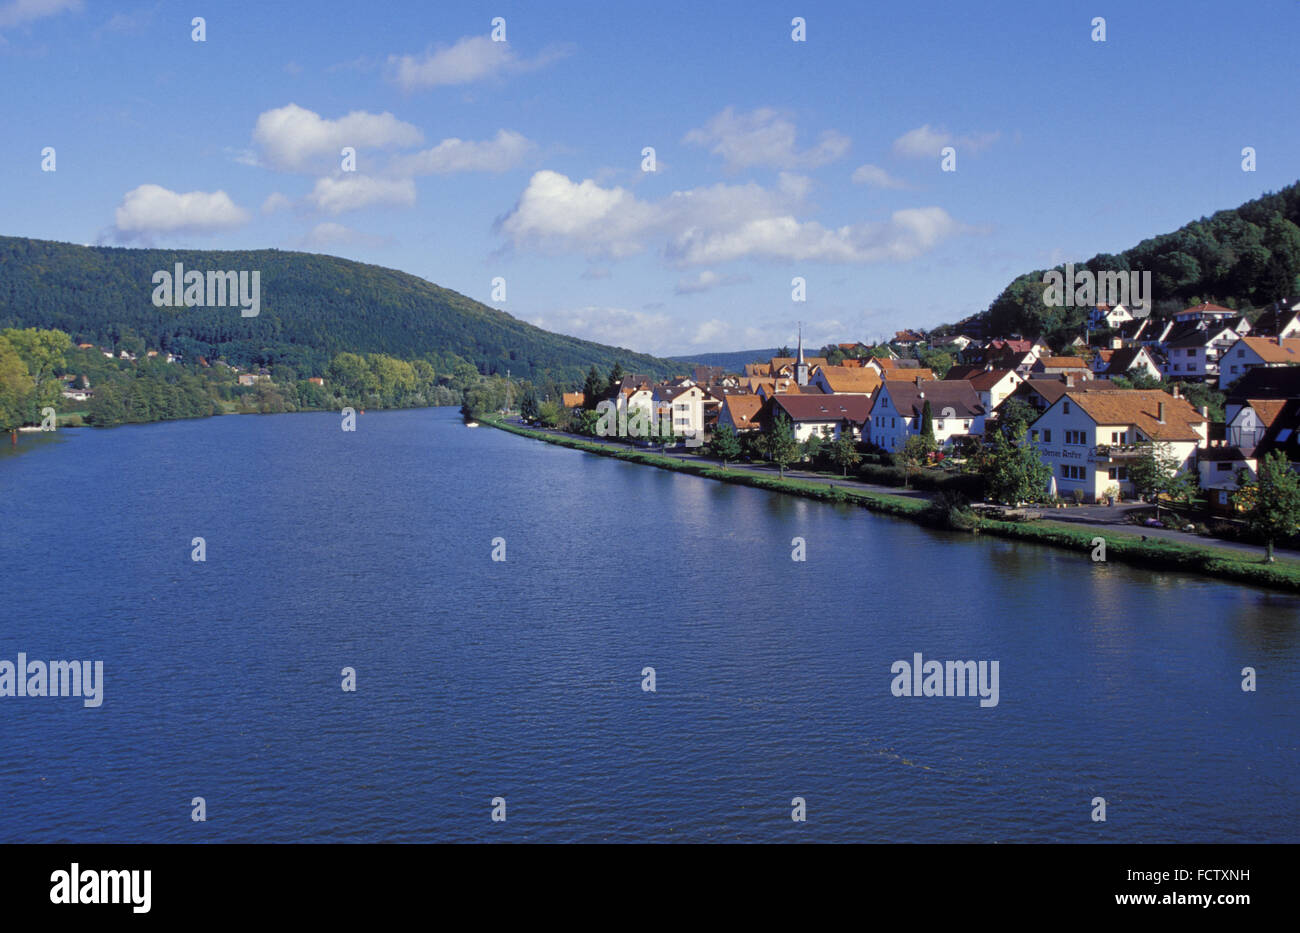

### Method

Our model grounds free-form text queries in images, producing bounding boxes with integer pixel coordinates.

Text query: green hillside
[0,236,681,385]
[959,180,1300,343]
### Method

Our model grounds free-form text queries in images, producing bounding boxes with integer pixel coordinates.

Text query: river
[1,407,1295,842]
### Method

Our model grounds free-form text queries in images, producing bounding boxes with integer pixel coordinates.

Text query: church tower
[795,322,809,386]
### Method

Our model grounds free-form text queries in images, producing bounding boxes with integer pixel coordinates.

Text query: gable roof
[1244,399,1288,428]
[1038,356,1087,368]
[1237,336,1300,364]
[720,393,763,429]
[1165,321,1238,348]
[771,394,872,423]
[878,379,985,419]
[1067,389,1206,442]
[816,366,881,394]
[1254,398,1300,462]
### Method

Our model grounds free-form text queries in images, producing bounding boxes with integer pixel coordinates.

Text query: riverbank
[485,417,1300,594]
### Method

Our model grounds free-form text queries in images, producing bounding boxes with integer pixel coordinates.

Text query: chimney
[1279,333,1285,347]
[1157,401,1166,424]
[1064,372,1075,387]
[1199,405,1209,419]
[1171,383,1180,399]
[915,376,924,388]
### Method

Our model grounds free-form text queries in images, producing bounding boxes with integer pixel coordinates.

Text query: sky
[1,0,1297,356]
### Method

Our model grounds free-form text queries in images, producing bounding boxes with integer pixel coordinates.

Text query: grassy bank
[485,418,1300,594]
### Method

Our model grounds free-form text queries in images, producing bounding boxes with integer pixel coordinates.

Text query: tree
[582,366,607,410]
[777,345,791,358]
[1128,443,1197,519]
[520,387,540,422]
[918,349,954,379]
[828,425,862,476]
[993,397,1038,441]
[0,336,32,432]
[972,427,1051,505]
[920,400,935,445]
[1232,451,1300,562]
[608,362,625,389]
[802,426,828,464]
[708,423,742,466]
[1,327,71,414]
[767,414,800,477]
[898,434,935,488]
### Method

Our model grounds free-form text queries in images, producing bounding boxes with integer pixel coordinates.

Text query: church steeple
[795,322,809,386]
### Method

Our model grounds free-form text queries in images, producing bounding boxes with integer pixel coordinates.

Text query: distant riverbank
[486,418,1300,594]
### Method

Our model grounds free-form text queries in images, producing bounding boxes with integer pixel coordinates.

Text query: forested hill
[0,236,681,384]
[955,180,1300,343]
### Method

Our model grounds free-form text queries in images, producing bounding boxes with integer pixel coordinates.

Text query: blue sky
[2,0,1296,355]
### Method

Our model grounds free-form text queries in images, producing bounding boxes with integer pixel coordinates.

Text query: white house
[1162,322,1241,379]
[652,384,706,441]
[1029,389,1207,502]
[767,394,872,442]
[946,366,1022,412]
[1092,346,1163,381]
[866,379,985,452]
[1089,303,1134,329]
[1217,335,1300,390]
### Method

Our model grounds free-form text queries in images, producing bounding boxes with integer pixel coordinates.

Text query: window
[1060,465,1085,480]
[1042,429,1052,443]
[1111,431,1124,444]
[1108,467,1128,481]
[937,420,945,430]
[1237,348,1245,357]
[1065,430,1085,445]
[1030,430,1039,442]
[1063,401,1070,414]
[963,420,971,430]
[891,417,896,428]
[1216,462,1232,472]
[1219,491,1229,504]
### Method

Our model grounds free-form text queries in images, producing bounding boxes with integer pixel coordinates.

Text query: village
[524,296,1300,543]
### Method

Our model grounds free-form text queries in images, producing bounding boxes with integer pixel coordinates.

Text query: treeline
[972,180,1300,343]
[2,326,502,430]
[0,236,683,386]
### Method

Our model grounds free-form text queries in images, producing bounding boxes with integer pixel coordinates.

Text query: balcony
[1091,443,1149,461]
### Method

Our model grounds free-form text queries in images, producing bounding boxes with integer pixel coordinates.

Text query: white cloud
[851,164,907,189]
[261,192,292,215]
[252,103,422,172]
[0,0,80,30]
[386,35,569,91]
[498,170,965,265]
[674,270,749,295]
[526,306,675,355]
[497,170,659,259]
[113,184,249,240]
[388,129,533,176]
[306,175,416,214]
[684,107,850,171]
[892,124,999,159]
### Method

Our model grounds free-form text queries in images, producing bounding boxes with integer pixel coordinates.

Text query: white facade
[1030,396,1204,502]
[867,384,982,452]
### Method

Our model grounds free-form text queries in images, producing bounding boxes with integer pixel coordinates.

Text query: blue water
[1,408,1296,842]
